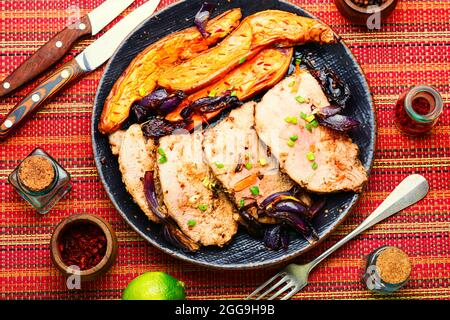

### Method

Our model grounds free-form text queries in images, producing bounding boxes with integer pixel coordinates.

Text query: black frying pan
[92,0,376,269]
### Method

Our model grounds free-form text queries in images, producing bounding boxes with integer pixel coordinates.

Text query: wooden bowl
[50,214,118,281]
[334,0,399,25]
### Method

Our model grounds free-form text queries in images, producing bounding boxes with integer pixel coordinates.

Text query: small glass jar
[394,85,443,136]
[8,148,72,214]
[362,245,411,294]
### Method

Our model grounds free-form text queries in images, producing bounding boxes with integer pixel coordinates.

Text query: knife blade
[0,0,136,97]
[0,0,161,139]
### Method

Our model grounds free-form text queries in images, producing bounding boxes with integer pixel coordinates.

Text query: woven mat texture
[1,0,449,300]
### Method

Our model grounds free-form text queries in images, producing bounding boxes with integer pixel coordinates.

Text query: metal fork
[247,174,429,300]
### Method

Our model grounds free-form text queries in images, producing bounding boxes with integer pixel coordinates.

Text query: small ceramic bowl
[334,0,399,25]
[50,214,118,281]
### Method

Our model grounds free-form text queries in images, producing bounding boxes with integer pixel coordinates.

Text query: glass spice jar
[394,85,443,136]
[362,246,412,294]
[8,148,72,214]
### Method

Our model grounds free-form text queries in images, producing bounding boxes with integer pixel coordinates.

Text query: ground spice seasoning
[58,222,107,271]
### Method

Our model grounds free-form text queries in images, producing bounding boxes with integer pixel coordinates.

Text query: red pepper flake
[58,222,107,271]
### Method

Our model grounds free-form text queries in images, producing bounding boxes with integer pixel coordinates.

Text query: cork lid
[18,155,55,192]
[376,247,412,284]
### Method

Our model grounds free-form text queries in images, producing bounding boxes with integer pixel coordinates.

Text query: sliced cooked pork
[255,70,367,193]
[203,102,294,212]
[157,133,239,247]
[118,124,159,222]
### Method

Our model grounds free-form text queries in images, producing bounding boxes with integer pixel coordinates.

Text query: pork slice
[118,124,159,222]
[203,102,294,210]
[255,71,367,193]
[157,133,239,247]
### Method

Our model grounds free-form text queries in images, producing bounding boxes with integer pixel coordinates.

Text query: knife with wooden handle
[0,0,136,98]
[0,0,161,140]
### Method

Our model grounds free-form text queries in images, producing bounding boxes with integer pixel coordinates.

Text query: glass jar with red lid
[394,85,443,136]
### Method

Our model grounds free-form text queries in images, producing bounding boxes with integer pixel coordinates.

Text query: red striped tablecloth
[1,0,449,300]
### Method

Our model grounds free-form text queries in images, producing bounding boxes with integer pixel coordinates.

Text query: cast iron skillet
[92,0,376,269]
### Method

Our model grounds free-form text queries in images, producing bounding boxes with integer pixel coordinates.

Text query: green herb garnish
[239,199,245,208]
[239,57,247,64]
[230,90,238,97]
[198,204,208,211]
[287,140,295,148]
[312,162,318,170]
[158,155,168,164]
[290,135,298,142]
[209,89,217,97]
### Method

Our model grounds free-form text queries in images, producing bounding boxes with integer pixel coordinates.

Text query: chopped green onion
[305,123,313,132]
[245,162,253,170]
[139,87,146,97]
[158,155,168,164]
[290,135,298,142]
[230,90,238,97]
[209,89,217,97]
[259,158,267,166]
[305,114,315,123]
[250,186,260,196]
[239,199,245,208]
[187,220,197,227]
[295,96,307,104]
[157,147,166,156]
[306,152,315,161]
[284,117,292,123]
[300,112,308,120]
[239,57,247,64]
[295,58,302,65]
[198,204,208,211]
[312,162,318,170]
[311,119,319,128]
[288,81,296,88]
[215,162,225,169]
[287,140,295,148]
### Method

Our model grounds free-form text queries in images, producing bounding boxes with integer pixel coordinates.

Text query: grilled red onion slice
[194,2,216,38]
[269,200,309,217]
[144,171,199,252]
[140,89,186,116]
[307,198,327,219]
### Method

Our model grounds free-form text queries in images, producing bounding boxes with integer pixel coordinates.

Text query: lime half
[122,272,186,300]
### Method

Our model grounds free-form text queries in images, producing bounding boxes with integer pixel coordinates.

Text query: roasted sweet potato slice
[158,10,335,93]
[165,47,294,129]
[99,9,242,134]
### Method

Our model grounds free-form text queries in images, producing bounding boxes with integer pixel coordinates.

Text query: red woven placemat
[1,0,449,300]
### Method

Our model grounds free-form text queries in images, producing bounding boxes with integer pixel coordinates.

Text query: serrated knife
[0,0,161,139]
[0,0,137,97]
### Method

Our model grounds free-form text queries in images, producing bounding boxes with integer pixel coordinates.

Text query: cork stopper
[18,155,55,192]
[376,247,411,284]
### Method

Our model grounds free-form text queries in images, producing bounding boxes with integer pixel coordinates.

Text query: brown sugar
[376,247,411,284]
[18,155,55,192]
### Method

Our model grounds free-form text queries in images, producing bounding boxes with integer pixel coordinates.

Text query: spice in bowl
[59,222,107,271]
[394,85,444,136]
[51,214,118,281]
[362,246,412,293]
[8,148,72,214]
[334,0,399,25]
